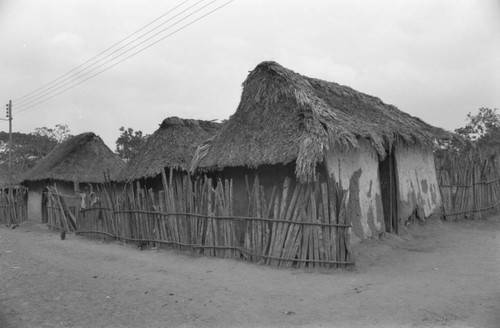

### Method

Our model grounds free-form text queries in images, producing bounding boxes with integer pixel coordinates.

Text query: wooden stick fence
[436,152,500,221]
[0,187,28,225]
[67,169,354,269]
[45,185,78,232]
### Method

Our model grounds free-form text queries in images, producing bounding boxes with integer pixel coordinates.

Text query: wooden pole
[6,100,13,226]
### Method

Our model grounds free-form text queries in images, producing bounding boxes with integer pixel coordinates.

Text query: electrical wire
[14,0,191,104]
[14,0,203,107]
[14,0,234,114]
[14,0,219,110]
[15,0,213,109]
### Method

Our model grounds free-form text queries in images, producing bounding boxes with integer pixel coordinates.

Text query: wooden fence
[0,187,28,225]
[47,169,353,269]
[436,152,500,221]
[44,185,78,232]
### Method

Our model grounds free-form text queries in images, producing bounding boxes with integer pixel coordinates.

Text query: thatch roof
[192,61,454,183]
[118,117,220,181]
[21,132,125,184]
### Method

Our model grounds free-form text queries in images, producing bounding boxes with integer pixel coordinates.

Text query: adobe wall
[27,182,44,222]
[26,180,75,222]
[394,145,442,222]
[323,140,385,243]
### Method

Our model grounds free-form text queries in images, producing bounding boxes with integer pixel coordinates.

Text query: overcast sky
[1,0,499,149]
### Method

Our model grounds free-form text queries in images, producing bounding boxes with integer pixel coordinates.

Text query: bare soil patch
[1,216,499,327]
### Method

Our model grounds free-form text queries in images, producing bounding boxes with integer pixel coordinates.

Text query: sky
[0,0,499,149]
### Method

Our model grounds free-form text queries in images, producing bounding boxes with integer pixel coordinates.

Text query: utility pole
[5,100,12,226]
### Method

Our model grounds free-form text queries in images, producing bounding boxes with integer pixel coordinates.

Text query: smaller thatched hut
[192,61,453,244]
[118,117,220,189]
[21,132,125,222]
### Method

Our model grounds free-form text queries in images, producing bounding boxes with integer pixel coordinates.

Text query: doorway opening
[379,148,399,233]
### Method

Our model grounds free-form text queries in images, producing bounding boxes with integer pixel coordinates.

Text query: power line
[14,0,221,110]
[15,0,200,107]
[14,0,234,114]
[14,0,216,111]
[14,0,191,104]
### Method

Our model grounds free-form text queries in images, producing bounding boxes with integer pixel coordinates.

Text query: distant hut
[118,116,220,189]
[20,132,125,222]
[192,61,452,244]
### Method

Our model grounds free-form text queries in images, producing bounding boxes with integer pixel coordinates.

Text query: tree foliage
[33,124,72,143]
[455,108,500,150]
[115,127,148,162]
[436,108,500,159]
[0,124,72,180]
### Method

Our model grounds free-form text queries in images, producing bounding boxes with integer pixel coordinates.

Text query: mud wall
[394,145,442,222]
[323,140,384,244]
[27,182,44,222]
[26,180,75,222]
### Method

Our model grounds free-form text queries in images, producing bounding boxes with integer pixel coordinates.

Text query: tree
[115,127,148,162]
[33,124,72,143]
[436,107,500,159]
[0,124,73,178]
[455,108,500,149]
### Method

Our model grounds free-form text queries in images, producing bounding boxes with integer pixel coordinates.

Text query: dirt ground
[0,216,499,328]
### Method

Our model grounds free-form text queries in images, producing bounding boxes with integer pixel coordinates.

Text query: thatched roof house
[22,132,124,184]
[119,117,220,183]
[192,61,451,243]
[21,132,124,222]
[192,61,450,183]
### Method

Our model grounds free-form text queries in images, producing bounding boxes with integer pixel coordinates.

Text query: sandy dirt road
[0,216,499,328]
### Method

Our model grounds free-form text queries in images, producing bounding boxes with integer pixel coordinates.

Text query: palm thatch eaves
[192,61,454,183]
